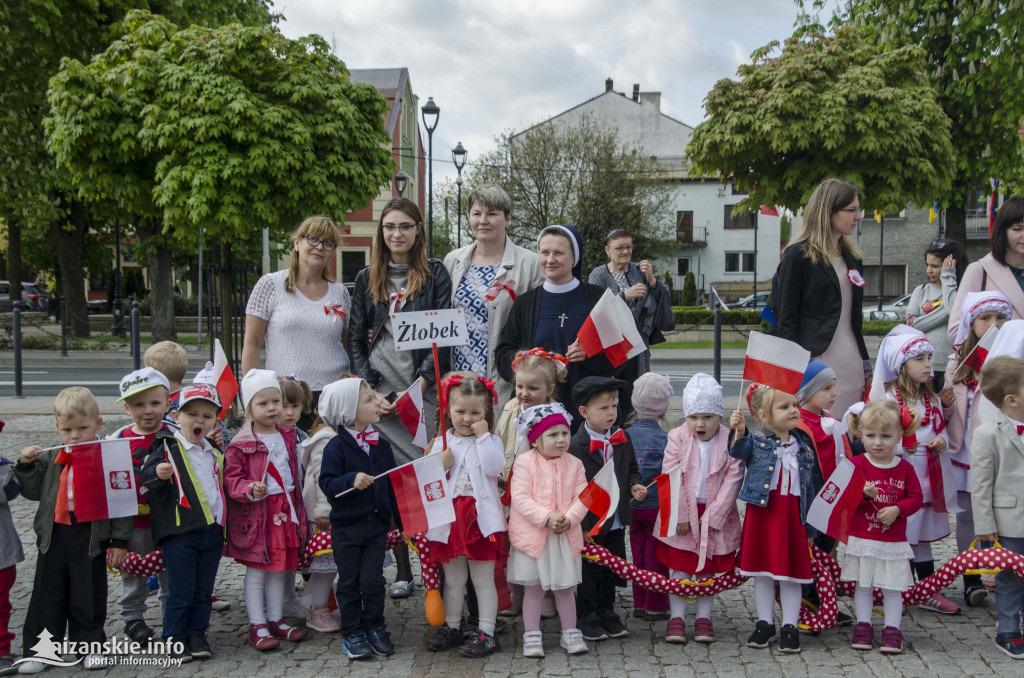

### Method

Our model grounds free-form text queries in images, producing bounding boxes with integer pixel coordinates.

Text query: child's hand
[675,522,691,536]
[251,481,267,499]
[107,547,128,569]
[876,506,900,525]
[471,420,489,438]
[926,436,946,454]
[978,532,999,543]
[210,426,225,448]
[440,448,455,470]
[19,445,43,464]
[730,408,746,438]
[546,512,565,531]
[316,517,331,532]
[155,462,173,480]
[863,483,879,499]
[631,484,647,501]
[938,384,955,408]
[353,472,374,490]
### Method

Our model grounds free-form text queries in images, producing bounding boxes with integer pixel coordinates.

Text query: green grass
[654,341,748,349]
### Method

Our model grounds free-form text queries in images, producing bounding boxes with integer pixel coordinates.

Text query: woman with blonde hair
[769,178,871,414]
[243,215,350,431]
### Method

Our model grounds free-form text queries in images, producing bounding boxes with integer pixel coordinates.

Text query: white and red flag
[655,464,682,538]
[577,460,620,537]
[162,440,191,510]
[578,288,647,367]
[806,457,866,544]
[962,324,999,374]
[66,439,138,522]
[388,455,456,535]
[193,339,238,420]
[742,331,811,395]
[395,379,428,449]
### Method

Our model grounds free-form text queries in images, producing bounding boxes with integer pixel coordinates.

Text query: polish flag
[395,379,428,449]
[577,460,620,537]
[806,457,865,544]
[388,455,456,535]
[760,204,779,216]
[655,465,682,538]
[162,440,191,510]
[743,331,811,395]
[578,289,647,367]
[962,324,999,373]
[68,439,138,522]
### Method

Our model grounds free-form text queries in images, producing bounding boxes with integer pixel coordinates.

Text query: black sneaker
[367,625,395,656]
[125,619,155,643]
[835,611,854,627]
[462,616,507,637]
[579,614,608,641]
[459,630,500,658]
[964,584,988,607]
[747,620,776,648]
[0,654,18,677]
[599,612,629,638]
[187,634,212,659]
[343,632,373,660]
[996,634,1024,659]
[167,638,193,664]
[427,624,462,651]
[779,624,801,653]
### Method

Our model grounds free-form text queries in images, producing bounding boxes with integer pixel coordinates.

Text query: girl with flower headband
[870,324,960,614]
[424,372,508,658]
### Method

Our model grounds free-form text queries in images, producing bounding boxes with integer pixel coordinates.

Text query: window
[966,185,991,217]
[341,251,365,284]
[862,265,906,297]
[724,205,754,229]
[725,252,756,273]
[676,258,690,276]
[731,182,749,196]
[676,211,694,243]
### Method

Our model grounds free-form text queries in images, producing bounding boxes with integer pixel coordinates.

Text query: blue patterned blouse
[452,263,501,375]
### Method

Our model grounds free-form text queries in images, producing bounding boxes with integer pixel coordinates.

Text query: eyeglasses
[611,245,633,252]
[305,235,337,251]
[382,222,418,233]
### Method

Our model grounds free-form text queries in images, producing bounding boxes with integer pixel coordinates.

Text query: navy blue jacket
[319,430,402,529]
[627,419,667,510]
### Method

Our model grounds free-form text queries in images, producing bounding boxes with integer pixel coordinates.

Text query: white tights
[753,576,802,627]
[307,572,337,608]
[854,586,904,629]
[668,569,714,620]
[443,557,498,635]
[245,568,289,627]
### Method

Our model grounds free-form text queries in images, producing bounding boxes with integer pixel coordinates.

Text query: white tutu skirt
[839,537,915,591]
[507,532,581,591]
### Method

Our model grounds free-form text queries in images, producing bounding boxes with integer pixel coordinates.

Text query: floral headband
[746,383,770,417]
[515,403,573,444]
[441,373,498,405]
[511,347,569,374]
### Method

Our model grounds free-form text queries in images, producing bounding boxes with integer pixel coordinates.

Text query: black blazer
[349,259,452,388]
[770,242,870,365]
[567,427,641,534]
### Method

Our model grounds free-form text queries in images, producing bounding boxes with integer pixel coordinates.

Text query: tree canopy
[686,25,955,213]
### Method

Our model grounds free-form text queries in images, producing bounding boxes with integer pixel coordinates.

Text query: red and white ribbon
[389,287,407,315]
[485,278,517,301]
[848,269,866,287]
[324,302,347,321]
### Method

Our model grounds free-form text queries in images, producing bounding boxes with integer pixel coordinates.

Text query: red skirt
[655,503,736,576]
[428,496,508,564]
[236,493,300,572]
[737,490,812,583]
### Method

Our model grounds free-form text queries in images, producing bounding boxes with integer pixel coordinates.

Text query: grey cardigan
[588,262,675,345]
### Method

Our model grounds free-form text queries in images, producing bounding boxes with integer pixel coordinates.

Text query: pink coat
[223,422,308,565]
[948,253,1024,344]
[508,449,589,559]
[655,423,743,571]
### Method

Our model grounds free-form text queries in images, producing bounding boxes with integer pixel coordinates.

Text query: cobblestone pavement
[0,413,1015,677]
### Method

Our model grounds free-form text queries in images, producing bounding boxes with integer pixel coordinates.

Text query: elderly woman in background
[243,215,350,431]
[906,239,965,391]
[588,228,675,376]
[443,185,543,407]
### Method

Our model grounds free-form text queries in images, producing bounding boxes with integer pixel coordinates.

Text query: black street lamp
[421,97,440,257]
[452,141,467,248]
[394,169,409,198]
[111,219,125,336]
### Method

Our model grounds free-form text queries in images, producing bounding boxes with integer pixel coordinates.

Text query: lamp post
[111,219,125,336]
[452,141,467,248]
[394,169,409,197]
[421,97,440,257]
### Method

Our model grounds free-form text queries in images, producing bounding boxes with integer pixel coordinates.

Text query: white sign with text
[391,309,470,351]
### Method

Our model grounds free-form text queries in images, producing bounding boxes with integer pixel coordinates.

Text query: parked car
[87,299,107,314]
[862,293,912,321]
[728,290,771,311]
[0,281,49,311]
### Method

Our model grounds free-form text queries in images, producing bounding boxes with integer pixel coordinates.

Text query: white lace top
[245,270,351,390]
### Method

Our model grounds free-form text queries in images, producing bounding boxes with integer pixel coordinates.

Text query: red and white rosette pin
[848,269,866,287]
[324,302,347,321]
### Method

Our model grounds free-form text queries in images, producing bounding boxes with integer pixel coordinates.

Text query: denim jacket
[729,428,821,537]
[628,419,667,510]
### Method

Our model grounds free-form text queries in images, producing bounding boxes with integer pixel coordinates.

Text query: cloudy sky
[277,0,806,184]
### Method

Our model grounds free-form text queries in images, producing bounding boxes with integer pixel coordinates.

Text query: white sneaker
[16,661,47,675]
[522,631,544,658]
[83,655,108,670]
[560,628,588,655]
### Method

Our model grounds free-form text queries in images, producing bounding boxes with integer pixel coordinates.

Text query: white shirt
[584,423,622,530]
[695,438,714,502]
[174,431,224,524]
[769,438,801,496]
[258,432,294,495]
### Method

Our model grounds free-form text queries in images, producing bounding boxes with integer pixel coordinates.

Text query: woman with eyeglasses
[769,178,871,415]
[906,240,966,392]
[243,215,350,431]
[588,229,675,376]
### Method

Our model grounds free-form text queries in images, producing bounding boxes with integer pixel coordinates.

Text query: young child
[871,325,959,614]
[569,377,645,642]
[278,375,313,618]
[144,341,189,422]
[318,378,402,660]
[224,369,309,651]
[507,403,589,657]
[627,373,673,622]
[108,367,172,644]
[657,373,743,644]
[946,292,1012,606]
[0,420,24,673]
[841,400,923,655]
[425,373,507,658]
[15,387,131,672]
[972,355,1024,659]
[730,384,820,654]
[140,383,226,662]
[299,413,341,635]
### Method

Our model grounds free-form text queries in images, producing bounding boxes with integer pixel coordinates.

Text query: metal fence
[203,262,260,378]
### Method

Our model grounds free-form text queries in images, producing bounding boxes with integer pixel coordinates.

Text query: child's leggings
[444,557,498,635]
[522,585,576,632]
[754,575,802,627]
[668,569,714,620]
[244,568,289,626]
[854,586,904,629]
[307,572,336,608]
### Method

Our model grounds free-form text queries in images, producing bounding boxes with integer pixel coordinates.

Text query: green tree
[45,10,393,340]
[682,271,697,306]
[465,116,674,276]
[687,25,955,214]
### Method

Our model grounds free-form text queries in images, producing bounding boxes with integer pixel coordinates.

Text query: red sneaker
[665,617,686,644]
[850,622,873,650]
[693,618,715,643]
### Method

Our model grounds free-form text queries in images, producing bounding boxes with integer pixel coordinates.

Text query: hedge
[861,319,900,336]
[672,306,763,326]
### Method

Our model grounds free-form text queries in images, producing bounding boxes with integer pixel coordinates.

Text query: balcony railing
[966,209,989,240]
[677,226,707,247]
